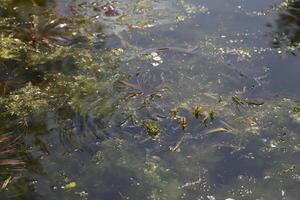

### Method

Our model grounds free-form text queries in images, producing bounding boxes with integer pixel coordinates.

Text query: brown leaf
[0,149,16,156]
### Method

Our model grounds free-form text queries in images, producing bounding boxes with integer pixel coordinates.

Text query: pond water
[0,0,300,199]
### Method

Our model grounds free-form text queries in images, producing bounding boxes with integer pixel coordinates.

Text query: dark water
[0,0,300,199]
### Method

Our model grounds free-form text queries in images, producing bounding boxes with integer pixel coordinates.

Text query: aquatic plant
[142,120,160,137]
[119,70,169,104]
[11,14,72,50]
[0,0,299,199]
[0,132,26,190]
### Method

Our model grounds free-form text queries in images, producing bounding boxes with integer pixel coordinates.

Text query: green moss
[143,120,160,137]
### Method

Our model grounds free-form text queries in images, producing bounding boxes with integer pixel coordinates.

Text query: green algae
[0,36,27,60]
[143,120,160,137]
[289,103,300,123]
[0,82,48,118]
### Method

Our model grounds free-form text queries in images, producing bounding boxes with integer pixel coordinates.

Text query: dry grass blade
[0,149,16,156]
[202,127,231,136]
[0,159,25,166]
[0,133,25,166]
[169,136,185,152]
[119,80,143,91]
[0,135,15,143]
[1,176,12,190]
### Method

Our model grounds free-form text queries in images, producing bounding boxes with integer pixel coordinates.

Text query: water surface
[0,0,300,199]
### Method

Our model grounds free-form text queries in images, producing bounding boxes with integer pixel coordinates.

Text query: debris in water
[1,176,12,190]
[170,107,178,118]
[62,181,77,190]
[193,105,202,118]
[202,127,231,136]
[170,137,184,152]
[232,95,244,105]
[207,195,216,200]
[180,116,187,131]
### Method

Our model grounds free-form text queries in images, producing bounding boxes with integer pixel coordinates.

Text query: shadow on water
[263,0,300,100]
[269,0,300,49]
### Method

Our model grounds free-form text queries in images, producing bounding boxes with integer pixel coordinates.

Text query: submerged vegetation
[0,0,300,199]
[269,0,300,51]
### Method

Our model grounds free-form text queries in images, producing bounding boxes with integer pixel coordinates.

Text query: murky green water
[0,0,300,199]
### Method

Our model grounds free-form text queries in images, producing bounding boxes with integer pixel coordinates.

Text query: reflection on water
[270,0,300,49]
[0,0,300,199]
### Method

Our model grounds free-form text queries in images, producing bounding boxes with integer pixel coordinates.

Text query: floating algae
[143,119,160,137]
